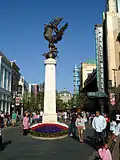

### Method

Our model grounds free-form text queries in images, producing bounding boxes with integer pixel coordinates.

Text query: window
[8,72,11,91]
[4,69,7,89]
[1,68,3,87]
[18,85,22,95]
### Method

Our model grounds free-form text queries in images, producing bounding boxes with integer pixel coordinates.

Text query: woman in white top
[110,118,116,134]
[75,113,87,143]
[64,111,67,122]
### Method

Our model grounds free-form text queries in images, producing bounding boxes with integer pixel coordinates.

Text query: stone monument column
[42,58,57,123]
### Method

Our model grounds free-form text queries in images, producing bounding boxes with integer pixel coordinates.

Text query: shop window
[18,85,22,94]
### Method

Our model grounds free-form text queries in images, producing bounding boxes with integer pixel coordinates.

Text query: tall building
[29,84,39,97]
[58,88,72,103]
[80,61,96,89]
[104,0,120,102]
[0,52,12,114]
[11,61,20,109]
[73,64,80,95]
[17,76,29,98]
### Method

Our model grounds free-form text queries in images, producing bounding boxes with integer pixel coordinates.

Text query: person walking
[92,111,107,145]
[63,111,67,122]
[23,112,30,136]
[12,111,17,127]
[40,110,43,122]
[109,118,116,138]
[0,112,4,146]
[104,114,110,139]
[76,113,87,143]
[109,115,120,141]
[69,110,77,137]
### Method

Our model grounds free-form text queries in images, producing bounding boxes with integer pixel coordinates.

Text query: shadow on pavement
[71,136,79,141]
[0,140,12,151]
[87,136,94,141]
[84,138,97,150]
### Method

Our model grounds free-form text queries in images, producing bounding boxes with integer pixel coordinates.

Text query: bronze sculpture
[43,17,68,59]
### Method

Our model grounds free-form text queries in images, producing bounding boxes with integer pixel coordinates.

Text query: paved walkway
[0,126,95,160]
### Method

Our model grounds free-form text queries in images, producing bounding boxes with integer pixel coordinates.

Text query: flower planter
[29,123,68,140]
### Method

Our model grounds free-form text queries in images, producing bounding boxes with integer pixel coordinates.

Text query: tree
[22,83,45,112]
[36,91,44,110]
[68,92,90,110]
[30,93,38,111]
[22,92,42,112]
[22,92,32,111]
[78,92,90,109]
[56,91,68,110]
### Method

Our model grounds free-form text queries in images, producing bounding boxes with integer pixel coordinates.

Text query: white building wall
[117,0,120,13]
[0,57,12,114]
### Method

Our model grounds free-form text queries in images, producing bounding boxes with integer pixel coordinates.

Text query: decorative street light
[112,68,118,92]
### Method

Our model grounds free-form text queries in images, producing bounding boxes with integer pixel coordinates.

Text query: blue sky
[0,0,105,93]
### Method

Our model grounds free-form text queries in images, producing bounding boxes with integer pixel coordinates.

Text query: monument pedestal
[42,58,57,123]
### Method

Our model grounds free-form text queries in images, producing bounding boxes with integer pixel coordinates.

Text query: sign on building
[110,93,115,106]
[15,97,21,106]
[95,24,105,93]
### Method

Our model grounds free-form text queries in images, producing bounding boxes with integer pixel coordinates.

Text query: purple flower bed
[34,126,63,133]
[30,123,68,137]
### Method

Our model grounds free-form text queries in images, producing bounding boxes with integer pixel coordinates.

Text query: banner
[95,24,105,93]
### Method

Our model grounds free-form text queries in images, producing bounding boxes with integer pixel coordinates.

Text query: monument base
[42,113,57,123]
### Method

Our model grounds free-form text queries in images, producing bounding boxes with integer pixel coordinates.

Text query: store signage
[95,25,105,93]
[110,93,115,106]
[16,97,21,106]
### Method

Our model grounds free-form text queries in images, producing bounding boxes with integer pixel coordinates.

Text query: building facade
[29,84,39,97]
[80,61,96,89]
[58,88,72,103]
[11,61,20,109]
[95,24,105,93]
[104,0,120,103]
[17,76,29,104]
[0,52,12,114]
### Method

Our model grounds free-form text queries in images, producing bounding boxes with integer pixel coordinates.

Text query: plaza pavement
[0,126,95,160]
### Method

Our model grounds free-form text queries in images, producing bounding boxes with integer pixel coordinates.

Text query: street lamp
[112,68,118,92]
[109,68,119,119]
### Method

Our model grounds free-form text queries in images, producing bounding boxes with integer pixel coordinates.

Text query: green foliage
[68,92,90,109]
[22,83,44,112]
[79,92,90,108]
[36,91,44,110]
[56,92,69,110]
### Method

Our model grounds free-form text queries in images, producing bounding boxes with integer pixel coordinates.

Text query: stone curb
[29,134,68,140]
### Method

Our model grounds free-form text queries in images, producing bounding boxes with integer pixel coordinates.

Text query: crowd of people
[0,108,120,159]
[68,109,120,160]
[0,111,19,128]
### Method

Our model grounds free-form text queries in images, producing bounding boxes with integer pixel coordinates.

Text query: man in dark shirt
[69,110,78,137]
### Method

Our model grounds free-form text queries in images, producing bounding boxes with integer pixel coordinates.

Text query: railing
[111,138,120,160]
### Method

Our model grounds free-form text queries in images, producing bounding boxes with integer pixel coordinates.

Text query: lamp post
[112,68,117,93]
[109,68,118,119]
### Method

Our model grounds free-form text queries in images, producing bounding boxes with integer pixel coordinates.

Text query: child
[75,113,87,143]
[23,112,30,136]
[98,141,112,160]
